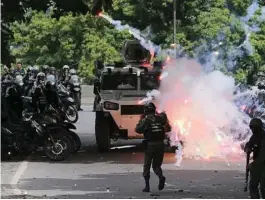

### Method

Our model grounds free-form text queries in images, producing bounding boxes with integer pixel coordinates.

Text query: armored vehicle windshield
[101,73,138,90]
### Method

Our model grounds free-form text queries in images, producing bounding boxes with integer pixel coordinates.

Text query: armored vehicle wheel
[95,112,110,152]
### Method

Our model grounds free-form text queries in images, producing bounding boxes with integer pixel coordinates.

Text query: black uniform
[44,82,60,108]
[245,118,265,198]
[31,82,46,112]
[5,83,24,120]
[135,103,171,192]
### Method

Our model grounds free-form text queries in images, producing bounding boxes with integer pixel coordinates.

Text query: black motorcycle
[19,109,74,161]
[68,75,81,110]
[57,83,79,123]
[22,97,81,153]
[43,105,81,153]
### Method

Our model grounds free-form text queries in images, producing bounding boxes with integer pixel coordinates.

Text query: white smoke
[157,59,249,159]
[99,14,161,56]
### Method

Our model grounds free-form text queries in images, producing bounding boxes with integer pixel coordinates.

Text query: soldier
[244,118,265,198]
[135,102,171,192]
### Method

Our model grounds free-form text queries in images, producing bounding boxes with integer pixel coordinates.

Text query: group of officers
[1,62,82,119]
[2,62,78,84]
[136,102,265,198]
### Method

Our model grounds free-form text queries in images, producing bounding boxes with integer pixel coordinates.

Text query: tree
[9,7,131,77]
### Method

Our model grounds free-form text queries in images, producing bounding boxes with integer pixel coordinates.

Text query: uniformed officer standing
[244,118,265,198]
[135,102,171,192]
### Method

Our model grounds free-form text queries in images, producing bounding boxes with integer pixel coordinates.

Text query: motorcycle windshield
[70,75,79,84]
[15,75,24,85]
[46,75,56,85]
[58,83,69,94]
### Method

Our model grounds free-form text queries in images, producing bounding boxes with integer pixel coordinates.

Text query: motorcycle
[42,105,81,152]
[1,110,73,161]
[22,97,81,153]
[68,75,81,110]
[17,109,74,161]
[57,83,79,123]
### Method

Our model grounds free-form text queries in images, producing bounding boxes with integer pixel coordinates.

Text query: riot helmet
[144,102,156,114]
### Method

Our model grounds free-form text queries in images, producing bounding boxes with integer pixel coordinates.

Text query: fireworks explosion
[98,0,265,165]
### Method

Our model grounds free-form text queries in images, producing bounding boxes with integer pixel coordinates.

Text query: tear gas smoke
[99,13,161,57]
[157,58,249,159]
[99,0,265,164]
[99,13,183,58]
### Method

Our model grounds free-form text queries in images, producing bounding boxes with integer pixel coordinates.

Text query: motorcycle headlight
[67,97,75,103]
[73,83,80,86]
[74,88,80,91]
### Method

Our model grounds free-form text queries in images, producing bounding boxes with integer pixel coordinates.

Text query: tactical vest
[144,115,165,142]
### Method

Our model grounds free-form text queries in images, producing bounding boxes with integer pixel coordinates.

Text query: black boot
[142,178,150,192]
[158,176,166,190]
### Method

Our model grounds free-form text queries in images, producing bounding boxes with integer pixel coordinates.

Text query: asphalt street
[1,102,250,199]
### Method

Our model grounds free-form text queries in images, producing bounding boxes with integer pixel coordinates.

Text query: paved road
[1,104,249,199]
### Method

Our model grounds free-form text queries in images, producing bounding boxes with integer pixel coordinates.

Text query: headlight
[67,97,75,103]
[74,88,80,91]
[104,101,119,110]
[73,83,80,86]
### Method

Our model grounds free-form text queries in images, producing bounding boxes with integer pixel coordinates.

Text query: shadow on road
[1,170,247,199]
[1,142,177,164]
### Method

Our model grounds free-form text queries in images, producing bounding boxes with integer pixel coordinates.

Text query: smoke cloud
[157,59,249,159]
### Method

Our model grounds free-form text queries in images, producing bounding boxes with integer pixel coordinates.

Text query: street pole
[173,0,177,58]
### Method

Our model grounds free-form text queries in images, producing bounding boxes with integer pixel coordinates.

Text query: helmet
[32,66,39,74]
[144,102,156,114]
[69,69,77,75]
[37,72,45,77]
[33,65,39,70]
[49,67,56,74]
[249,118,263,128]
[43,65,49,70]
[27,65,33,71]
[36,72,45,82]
[3,65,9,71]
[14,75,24,86]
[63,65,70,70]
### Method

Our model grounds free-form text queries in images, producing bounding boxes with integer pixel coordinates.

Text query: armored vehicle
[93,40,163,152]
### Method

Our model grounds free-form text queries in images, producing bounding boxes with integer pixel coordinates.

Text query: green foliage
[7,0,265,84]
[9,8,130,78]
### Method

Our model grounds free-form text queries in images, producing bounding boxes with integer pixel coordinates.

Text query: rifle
[244,152,250,192]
